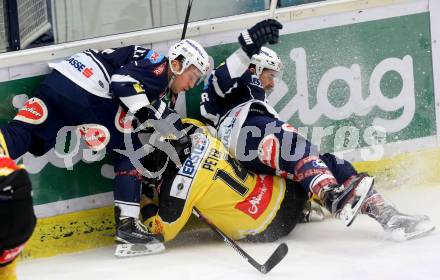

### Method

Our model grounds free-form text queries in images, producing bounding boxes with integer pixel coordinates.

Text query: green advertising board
[188,12,435,154]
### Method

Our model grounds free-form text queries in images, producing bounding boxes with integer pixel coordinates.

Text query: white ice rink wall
[0,0,439,260]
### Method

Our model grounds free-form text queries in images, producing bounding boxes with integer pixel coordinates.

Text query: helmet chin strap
[168,63,180,92]
[168,74,176,91]
[168,70,181,107]
[168,59,186,92]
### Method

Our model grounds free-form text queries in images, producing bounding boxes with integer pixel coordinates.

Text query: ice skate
[377,206,435,241]
[322,174,374,226]
[114,216,165,258]
[300,195,327,222]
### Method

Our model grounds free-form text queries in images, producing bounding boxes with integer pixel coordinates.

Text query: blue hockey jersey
[49,46,170,114]
[200,49,266,126]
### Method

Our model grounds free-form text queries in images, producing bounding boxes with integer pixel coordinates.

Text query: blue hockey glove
[238,19,283,58]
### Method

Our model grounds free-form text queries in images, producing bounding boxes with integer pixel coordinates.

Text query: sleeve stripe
[111,74,140,84]
[246,85,256,99]
[84,50,111,83]
[120,95,150,113]
[212,74,225,98]
[200,105,220,126]
[154,101,166,119]
[225,48,251,79]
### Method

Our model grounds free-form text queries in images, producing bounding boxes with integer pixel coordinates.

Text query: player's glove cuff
[238,29,260,58]
[238,19,283,58]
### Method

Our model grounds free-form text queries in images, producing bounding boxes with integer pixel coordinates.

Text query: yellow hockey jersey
[146,131,287,241]
[0,259,17,280]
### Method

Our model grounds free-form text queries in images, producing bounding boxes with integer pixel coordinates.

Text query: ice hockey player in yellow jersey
[141,119,308,243]
[136,119,434,253]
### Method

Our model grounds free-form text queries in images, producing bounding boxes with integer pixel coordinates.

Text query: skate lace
[134,219,150,234]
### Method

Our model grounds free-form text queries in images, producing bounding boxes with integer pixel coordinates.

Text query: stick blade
[260,243,288,274]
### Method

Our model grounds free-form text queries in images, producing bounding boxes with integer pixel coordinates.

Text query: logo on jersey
[0,156,19,175]
[281,123,298,134]
[312,159,328,168]
[178,134,209,178]
[146,50,164,64]
[235,175,274,220]
[82,67,93,78]
[152,217,164,235]
[133,83,144,93]
[114,106,134,133]
[78,124,110,151]
[14,97,48,125]
[170,175,192,200]
[251,76,262,87]
[66,57,94,78]
[153,62,167,76]
[218,112,239,149]
[257,135,280,170]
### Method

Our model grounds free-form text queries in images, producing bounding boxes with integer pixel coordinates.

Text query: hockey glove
[169,131,192,166]
[238,19,283,58]
[135,100,186,141]
[135,101,192,167]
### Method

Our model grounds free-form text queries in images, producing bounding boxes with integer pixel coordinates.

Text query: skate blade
[340,176,374,227]
[114,242,165,258]
[387,222,436,242]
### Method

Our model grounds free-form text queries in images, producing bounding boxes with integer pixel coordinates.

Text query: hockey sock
[360,190,391,219]
[293,156,338,198]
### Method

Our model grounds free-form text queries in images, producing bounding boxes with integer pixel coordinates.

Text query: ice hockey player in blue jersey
[200,19,435,236]
[0,39,210,257]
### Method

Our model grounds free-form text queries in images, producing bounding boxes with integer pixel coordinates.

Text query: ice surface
[17,186,440,280]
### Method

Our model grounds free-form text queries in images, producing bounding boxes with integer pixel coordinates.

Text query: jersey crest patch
[14,97,48,125]
[114,106,134,133]
[78,124,110,151]
[235,175,274,220]
[251,75,262,87]
[146,50,164,64]
[257,134,280,170]
[170,175,192,200]
[153,62,167,76]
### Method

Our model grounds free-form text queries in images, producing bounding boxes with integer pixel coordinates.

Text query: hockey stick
[192,207,288,274]
[181,0,194,40]
[269,0,278,18]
